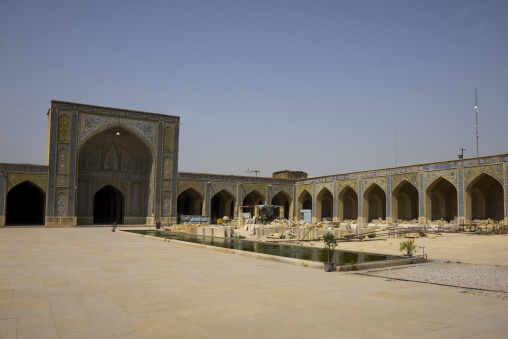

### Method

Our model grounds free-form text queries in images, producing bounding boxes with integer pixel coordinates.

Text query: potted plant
[322,232,337,272]
[112,221,117,232]
[399,239,416,257]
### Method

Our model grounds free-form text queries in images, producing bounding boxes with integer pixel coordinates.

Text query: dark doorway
[93,185,124,224]
[5,182,45,225]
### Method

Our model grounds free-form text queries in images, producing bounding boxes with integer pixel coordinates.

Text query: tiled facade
[0,101,507,227]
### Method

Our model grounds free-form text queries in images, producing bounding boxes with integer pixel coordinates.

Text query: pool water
[128,230,396,265]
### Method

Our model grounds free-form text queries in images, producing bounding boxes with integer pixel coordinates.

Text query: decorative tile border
[205,183,211,216]
[386,176,391,217]
[171,124,179,217]
[357,180,362,217]
[0,176,5,216]
[47,109,58,217]
[298,155,507,185]
[333,181,337,218]
[419,173,424,217]
[312,184,316,218]
[458,169,464,217]
[0,164,48,173]
[155,122,163,218]
[67,111,78,217]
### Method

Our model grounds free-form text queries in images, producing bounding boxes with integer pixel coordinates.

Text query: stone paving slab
[0,228,507,338]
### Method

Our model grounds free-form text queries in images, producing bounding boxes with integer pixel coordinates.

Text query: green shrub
[399,239,416,256]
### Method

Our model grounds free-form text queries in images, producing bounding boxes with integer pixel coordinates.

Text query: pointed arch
[465,173,504,221]
[425,176,457,222]
[93,185,124,224]
[391,179,418,221]
[242,189,265,206]
[338,185,358,221]
[316,187,333,221]
[77,125,155,225]
[6,181,46,225]
[363,183,386,222]
[297,189,312,221]
[177,187,204,216]
[211,189,236,219]
[271,190,292,219]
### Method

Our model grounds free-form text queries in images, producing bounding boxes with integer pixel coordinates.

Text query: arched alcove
[6,181,46,225]
[297,190,312,220]
[77,126,155,225]
[271,191,292,219]
[316,188,333,221]
[363,184,386,222]
[93,185,124,224]
[392,180,418,221]
[425,177,457,221]
[177,188,204,216]
[338,186,358,220]
[211,189,236,219]
[465,173,504,221]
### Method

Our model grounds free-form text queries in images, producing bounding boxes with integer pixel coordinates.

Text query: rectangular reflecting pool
[127,230,398,265]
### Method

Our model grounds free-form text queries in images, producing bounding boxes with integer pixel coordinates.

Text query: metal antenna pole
[252,170,260,177]
[245,168,250,176]
[395,128,398,166]
[475,88,479,157]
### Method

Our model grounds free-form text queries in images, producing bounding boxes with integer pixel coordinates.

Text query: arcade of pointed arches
[173,171,505,226]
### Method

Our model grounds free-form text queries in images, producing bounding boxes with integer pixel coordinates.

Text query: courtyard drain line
[353,272,508,294]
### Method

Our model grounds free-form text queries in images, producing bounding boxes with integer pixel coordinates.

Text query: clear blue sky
[1,0,507,177]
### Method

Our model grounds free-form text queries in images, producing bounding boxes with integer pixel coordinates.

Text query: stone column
[311,184,316,224]
[504,165,508,226]
[418,173,427,225]
[357,179,365,227]
[205,182,211,217]
[385,175,393,224]
[457,168,466,225]
[0,175,5,227]
[333,181,338,222]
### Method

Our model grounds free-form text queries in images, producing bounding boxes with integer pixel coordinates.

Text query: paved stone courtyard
[1,228,508,338]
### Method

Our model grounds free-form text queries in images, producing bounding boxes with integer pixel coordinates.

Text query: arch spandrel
[337,180,358,194]
[362,177,387,195]
[464,165,504,188]
[391,173,419,193]
[270,185,293,200]
[178,186,204,200]
[92,182,128,199]
[242,183,267,197]
[297,184,312,197]
[78,114,157,152]
[211,181,238,199]
[315,182,333,195]
[7,174,48,193]
[424,169,457,190]
[178,180,206,198]
[316,186,333,198]
[297,187,312,198]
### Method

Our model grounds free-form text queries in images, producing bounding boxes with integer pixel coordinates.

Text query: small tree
[399,239,416,256]
[112,221,117,232]
[322,232,338,263]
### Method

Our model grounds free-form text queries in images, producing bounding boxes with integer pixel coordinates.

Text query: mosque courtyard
[1,227,508,338]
